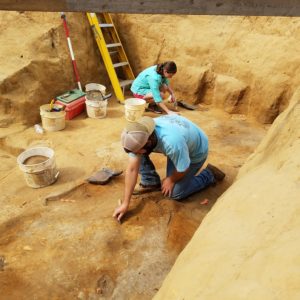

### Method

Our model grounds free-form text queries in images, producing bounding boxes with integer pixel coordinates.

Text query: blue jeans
[139,155,215,200]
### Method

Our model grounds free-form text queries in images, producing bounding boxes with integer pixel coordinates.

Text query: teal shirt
[131,65,170,103]
[153,115,209,172]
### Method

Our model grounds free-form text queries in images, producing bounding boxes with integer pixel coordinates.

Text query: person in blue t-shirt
[131,61,179,115]
[113,115,225,222]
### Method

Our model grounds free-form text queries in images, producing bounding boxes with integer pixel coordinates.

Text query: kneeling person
[113,115,225,222]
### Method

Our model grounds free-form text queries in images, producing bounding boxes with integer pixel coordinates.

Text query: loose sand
[0,99,266,299]
[1,10,299,299]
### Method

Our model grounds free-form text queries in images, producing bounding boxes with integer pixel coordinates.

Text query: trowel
[176,100,197,110]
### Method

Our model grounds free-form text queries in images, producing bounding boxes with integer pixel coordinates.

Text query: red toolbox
[55,89,86,120]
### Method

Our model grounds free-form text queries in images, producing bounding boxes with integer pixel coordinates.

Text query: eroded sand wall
[116,15,300,123]
[1,12,300,126]
[154,88,300,299]
[0,12,108,126]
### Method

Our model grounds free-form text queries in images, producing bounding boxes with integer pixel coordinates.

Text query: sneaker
[207,164,225,182]
[145,104,163,114]
[132,183,161,195]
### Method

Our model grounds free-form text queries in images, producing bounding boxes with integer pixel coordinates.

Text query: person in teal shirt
[113,115,225,222]
[131,61,179,115]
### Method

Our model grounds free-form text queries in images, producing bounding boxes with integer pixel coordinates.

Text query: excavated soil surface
[0,11,299,299]
[0,99,266,299]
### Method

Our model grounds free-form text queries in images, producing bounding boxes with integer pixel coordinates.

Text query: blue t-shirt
[153,115,208,172]
[131,65,169,103]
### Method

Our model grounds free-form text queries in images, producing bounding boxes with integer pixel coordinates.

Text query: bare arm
[113,155,141,222]
[163,84,176,102]
[158,84,179,115]
[158,101,179,115]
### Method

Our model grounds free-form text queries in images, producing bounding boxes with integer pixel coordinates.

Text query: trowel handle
[103,93,112,100]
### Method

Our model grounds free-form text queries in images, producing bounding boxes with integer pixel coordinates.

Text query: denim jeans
[139,154,215,200]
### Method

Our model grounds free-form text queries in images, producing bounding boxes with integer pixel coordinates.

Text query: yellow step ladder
[87,12,135,103]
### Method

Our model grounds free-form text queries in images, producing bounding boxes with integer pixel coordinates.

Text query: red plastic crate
[55,96,86,120]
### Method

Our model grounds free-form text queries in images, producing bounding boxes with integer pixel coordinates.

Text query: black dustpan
[176,100,197,110]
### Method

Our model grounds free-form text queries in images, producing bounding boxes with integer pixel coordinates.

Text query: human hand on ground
[161,177,175,197]
[113,202,128,223]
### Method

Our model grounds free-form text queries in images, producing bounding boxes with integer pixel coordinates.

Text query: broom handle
[60,12,82,91]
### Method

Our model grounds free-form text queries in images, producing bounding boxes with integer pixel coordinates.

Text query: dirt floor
[0,97,266,299]
[1,11,299,299]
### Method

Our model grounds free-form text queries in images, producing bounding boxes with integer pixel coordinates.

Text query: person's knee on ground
[169,183,190,201]
[169,183,205,201]
[169,167,216,200]
[170,191,186,201]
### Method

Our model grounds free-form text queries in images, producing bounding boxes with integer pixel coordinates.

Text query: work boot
[206,164,225,182]
[132,183,161,195]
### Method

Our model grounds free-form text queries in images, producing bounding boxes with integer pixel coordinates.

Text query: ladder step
[113,62,129,68]
[106,43,121,48]
[87,12,135,102]
[120,79,134,87]
[99,23,114,28]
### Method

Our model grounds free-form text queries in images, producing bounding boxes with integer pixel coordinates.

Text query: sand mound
[155,88,300,299]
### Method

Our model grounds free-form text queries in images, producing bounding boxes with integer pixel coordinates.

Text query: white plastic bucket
[85,99,108,119]
[85,83,106,93]
[17,147,59,188]
[85,83,106,101]
[40,104,66,132]
[124,98,146,122]
[85,83,108,118]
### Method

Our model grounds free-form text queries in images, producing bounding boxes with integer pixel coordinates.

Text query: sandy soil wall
[0,12,108,126]
[115,14,300,123]
[1,11,299,299]
[1,13,300,126]
[154,88,300,299]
